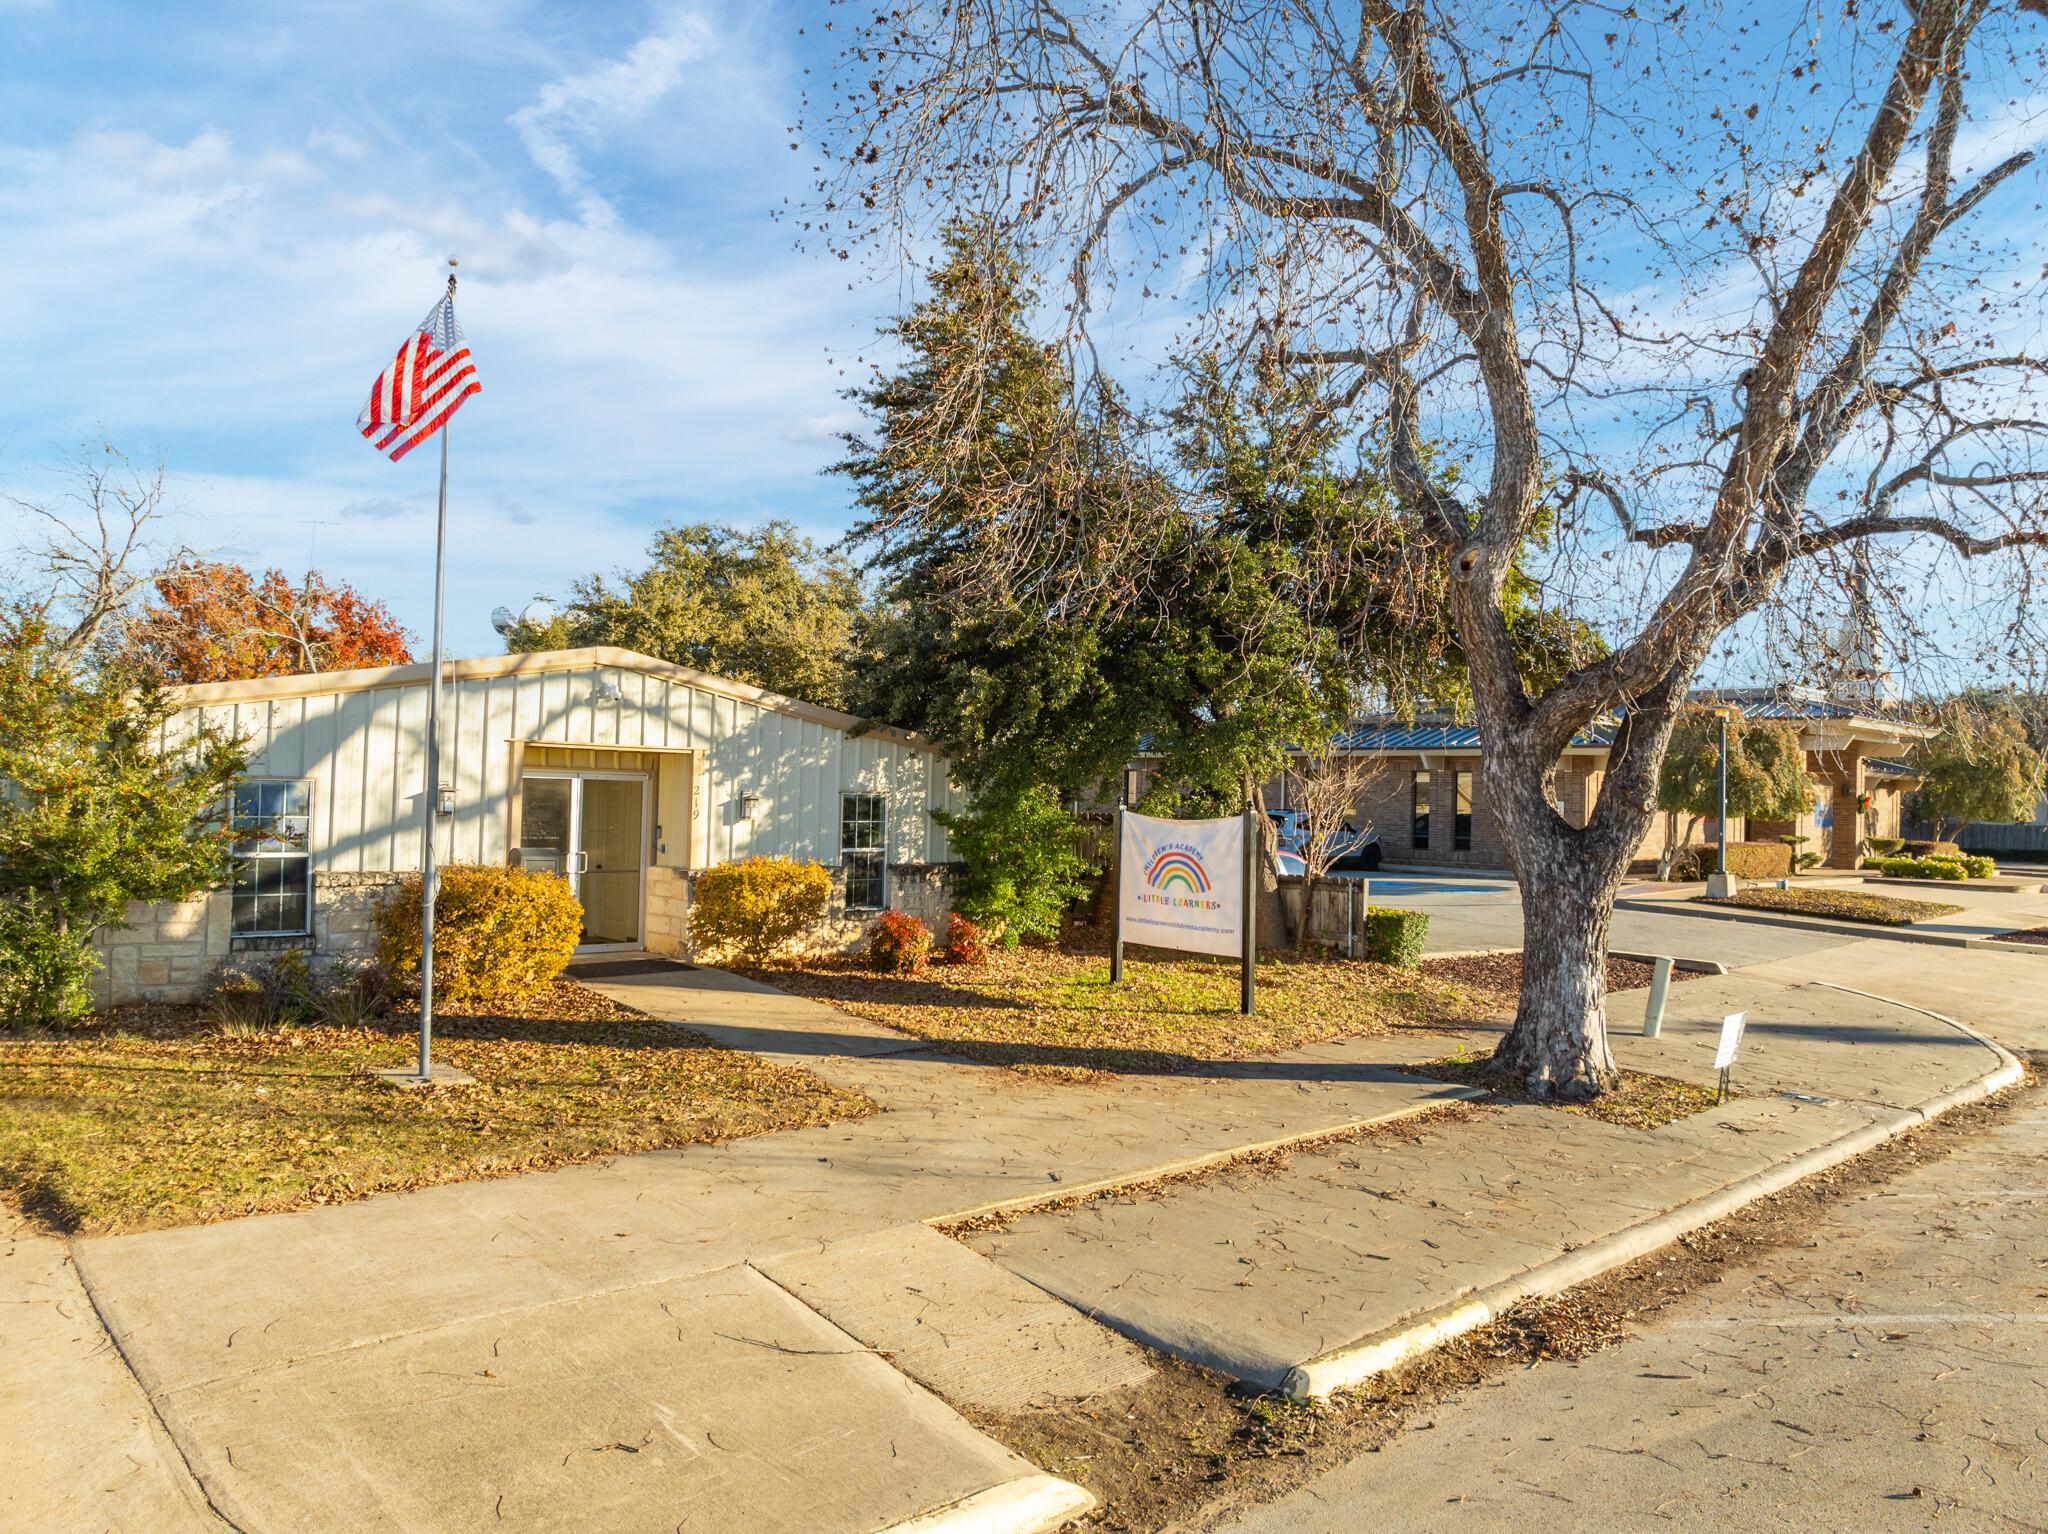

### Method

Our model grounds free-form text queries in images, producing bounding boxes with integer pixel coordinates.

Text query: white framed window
[229,779,313,936]
[840,793,888,910]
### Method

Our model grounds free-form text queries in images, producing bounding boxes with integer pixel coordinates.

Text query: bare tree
[813,0,2048,1096]
[1288,741,1383,946]
[4,442,183,660]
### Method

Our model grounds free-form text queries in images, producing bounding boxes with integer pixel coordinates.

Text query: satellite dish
[490,606,518,637]
[520,599,556,628]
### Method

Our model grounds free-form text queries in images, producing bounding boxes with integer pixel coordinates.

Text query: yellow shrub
[374,863,584,1003]
[688,857,832,963]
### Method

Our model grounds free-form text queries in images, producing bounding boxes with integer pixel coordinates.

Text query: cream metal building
[96,647,961,1005]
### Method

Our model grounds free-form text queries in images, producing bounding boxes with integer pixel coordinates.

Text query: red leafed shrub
[944,912,992,966]
[866,909,933,975]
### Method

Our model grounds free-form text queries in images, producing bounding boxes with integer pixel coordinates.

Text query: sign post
[1241,802,1257,1017]
[1110,802,1126,984]
[1111,806,1254,1016]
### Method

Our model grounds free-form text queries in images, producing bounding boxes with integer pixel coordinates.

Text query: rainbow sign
[1119,809,1246,960]
[1145,848,1212,893]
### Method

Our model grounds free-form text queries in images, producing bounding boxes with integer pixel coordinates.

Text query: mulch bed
[1419,951,1702,1010]
[0,979,872,1236]
[1694,887,1961,925]
[1995,925,2048,946]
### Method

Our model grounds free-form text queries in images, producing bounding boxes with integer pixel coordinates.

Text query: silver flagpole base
[374,1062,476,1090]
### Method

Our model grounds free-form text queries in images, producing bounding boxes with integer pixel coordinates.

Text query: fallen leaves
[0,980,873,1235]
[744,946,1486,1077]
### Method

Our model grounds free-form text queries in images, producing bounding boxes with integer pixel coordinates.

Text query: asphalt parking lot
[1346,872,1863,969]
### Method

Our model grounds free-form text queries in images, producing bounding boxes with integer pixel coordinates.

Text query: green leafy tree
[0,606,250,1022]
[1655,708,1814,877]
[841,226,1595,811]
[840,227,1599,940]
[507,523,868,710]
[1909,700,2045,838]
[931,787,1098,946]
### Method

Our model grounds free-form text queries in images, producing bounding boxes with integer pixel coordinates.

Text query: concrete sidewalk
[18,938,2032,1532]
[48,970,1473,1534]
[959,948,2024,1394]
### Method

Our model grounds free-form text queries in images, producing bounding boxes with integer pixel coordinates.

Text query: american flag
[357,291,480,462]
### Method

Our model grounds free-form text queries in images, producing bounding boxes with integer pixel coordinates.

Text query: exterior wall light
[436,783,456,818]
[739,791,762,820]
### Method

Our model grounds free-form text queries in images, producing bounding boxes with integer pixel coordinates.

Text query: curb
[1279,995,2026,1401]
[1609,950,1727,975]
[922,1092,1489,1229]
[876,1475,1097,1534]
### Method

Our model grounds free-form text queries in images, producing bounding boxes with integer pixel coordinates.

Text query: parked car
[1268,810,1382,873]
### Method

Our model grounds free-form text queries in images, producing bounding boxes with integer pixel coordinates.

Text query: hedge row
[1670,841,1793,881]
[1870,853,1996,881]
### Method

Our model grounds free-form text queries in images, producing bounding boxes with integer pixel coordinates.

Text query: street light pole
[1705,706,1737,898]
[1717,710,1729,878]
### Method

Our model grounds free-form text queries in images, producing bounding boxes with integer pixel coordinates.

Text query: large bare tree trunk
[1475,664,1696,1098]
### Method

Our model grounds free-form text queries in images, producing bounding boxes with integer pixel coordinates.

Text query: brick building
[1261,692,1930,874]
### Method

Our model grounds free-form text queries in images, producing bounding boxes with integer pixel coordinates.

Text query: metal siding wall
[170,669,957,878]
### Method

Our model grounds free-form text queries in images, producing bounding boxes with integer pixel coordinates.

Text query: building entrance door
[516,772,648,951]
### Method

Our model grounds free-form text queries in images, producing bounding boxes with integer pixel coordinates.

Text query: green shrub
[1899,840,1962,858]
[1876,855,1968,881]
[0,894,99,1026]
[375,863,584,1003]
[1964,854,1996,878]
[867,909,933,974]
[944,912,992,966]
[1670,841,1794,881]
[1365,906,1429,968]
[1866,837,1904,856]
[930,787,1097,947]
[688,857,832,963]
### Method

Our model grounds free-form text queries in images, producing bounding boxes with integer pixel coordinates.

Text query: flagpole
[418,273,455,1080]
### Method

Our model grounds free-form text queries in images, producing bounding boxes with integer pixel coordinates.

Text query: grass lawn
[1396,1047,1727,1129]
[747,944,1492,1077]
[1695,887,1962,926]
[0,980,872,1236]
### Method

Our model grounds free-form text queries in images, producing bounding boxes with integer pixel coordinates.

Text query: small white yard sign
[1714,1011,1748,1070]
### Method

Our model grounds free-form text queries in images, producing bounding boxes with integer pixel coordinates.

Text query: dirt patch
[1420,950,1703,1011]
[0,980,873,1235]
[1392,1047,1727,1128]
[973,1073,2040,1532]
[938,1101,1492,1238]
[1995,925,2048,946]
[1695,887,1962,925]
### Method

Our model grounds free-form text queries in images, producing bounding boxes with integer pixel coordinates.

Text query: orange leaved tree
[122,561,414,684]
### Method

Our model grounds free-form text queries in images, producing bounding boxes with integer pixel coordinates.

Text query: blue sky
[2,2,2041,691]
[0,1,874,657]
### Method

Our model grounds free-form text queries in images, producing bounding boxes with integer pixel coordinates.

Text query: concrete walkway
[13,930,2036,1533]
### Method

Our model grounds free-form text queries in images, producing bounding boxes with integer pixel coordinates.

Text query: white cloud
[340,496,409,520]
[510,15,715,209]
[783,409,861,443]
[308,128,367,161]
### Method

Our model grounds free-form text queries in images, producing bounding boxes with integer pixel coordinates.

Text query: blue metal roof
[1330,717,1616,752]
